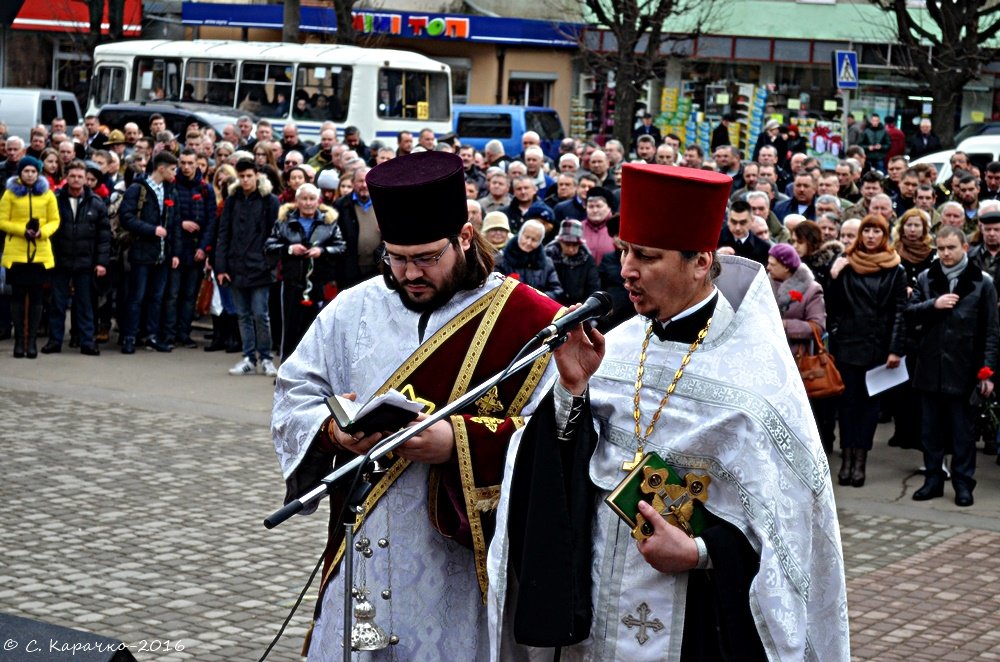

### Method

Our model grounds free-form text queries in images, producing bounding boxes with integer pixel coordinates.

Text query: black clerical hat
[367,151,467,246]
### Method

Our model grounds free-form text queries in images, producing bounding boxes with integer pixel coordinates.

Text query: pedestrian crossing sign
[834,50,859,90]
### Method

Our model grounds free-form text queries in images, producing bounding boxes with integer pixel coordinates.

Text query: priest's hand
[555,305,606,396]
[328,392,385,455]
[397,413,455,464]
[635,500,699,574]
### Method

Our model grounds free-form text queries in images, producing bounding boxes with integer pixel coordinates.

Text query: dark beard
[394,251,465,313]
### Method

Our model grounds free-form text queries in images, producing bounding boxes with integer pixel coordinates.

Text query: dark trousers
[49,268,96,346]
[921,392,976,490]
[163,263,199,342]
[838,363,881,451]
[279,281,320,360]
[124,262,169,340]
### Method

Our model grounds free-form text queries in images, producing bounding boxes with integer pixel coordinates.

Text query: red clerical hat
[619,164,732,253]
[367,151,468,246]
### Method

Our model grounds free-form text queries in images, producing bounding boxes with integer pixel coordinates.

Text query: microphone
[534,291,613,343]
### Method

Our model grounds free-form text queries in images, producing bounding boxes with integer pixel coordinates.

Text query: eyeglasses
[382,238,455,270]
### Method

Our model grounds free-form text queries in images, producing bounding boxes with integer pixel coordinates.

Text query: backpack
[110,184,145,251]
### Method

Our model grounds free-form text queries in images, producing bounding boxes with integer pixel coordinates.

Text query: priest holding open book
[271,151,562,660]
[488,165,851,660]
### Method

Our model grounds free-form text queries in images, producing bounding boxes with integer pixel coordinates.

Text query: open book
[326,388,425,436]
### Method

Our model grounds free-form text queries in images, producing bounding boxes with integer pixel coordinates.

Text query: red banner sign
[13,0,142,35]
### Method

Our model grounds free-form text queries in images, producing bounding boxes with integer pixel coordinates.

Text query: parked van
[910,135,1000,185]
[0,88,82,140]
[453,104,564,161]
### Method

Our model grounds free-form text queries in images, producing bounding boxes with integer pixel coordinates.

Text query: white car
[910,135,1000,184]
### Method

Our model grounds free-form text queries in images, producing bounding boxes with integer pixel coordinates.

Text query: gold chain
[632,317,713,456]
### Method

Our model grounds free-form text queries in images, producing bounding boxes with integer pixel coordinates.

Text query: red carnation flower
[192,193,202,201]
[164,199,175,207]
[789,290,803,302]
[978,367,994,381]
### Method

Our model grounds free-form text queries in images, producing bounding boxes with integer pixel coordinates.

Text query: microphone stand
[264,335,566,661]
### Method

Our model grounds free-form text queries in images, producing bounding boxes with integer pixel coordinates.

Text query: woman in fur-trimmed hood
[0,156,59,358]
[264,183,346,358]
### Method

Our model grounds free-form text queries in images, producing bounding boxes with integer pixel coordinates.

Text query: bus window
[240,62,294,118]
[294,65,351,122]
[186,60,237,107]
[90,66,126,108]
[134,57,181,101]
[378,69,449,120]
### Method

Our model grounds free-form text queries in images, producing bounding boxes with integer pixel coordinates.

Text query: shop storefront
[584,0,998,158]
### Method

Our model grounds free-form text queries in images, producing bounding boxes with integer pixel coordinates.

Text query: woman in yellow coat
[0,156,59,358]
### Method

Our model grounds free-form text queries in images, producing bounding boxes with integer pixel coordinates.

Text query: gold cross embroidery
[399,383,434,414]
[470,416,503,433]
[475,385,504,417]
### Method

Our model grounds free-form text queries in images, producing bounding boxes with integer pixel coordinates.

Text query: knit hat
[315,168,339,191]
[523,204,553,224]
[17,155,42,177]
[556,219,584,243]
[769,243,801,271]
[481,211,511,234]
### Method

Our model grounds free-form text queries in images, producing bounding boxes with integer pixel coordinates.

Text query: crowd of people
[2,110,998,508]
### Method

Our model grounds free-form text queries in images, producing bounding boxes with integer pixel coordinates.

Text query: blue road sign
[834,50,859,90]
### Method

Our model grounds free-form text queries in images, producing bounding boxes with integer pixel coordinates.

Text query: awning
[13,0,142,35]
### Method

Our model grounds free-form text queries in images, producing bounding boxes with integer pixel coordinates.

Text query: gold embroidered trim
[448,277,518,403]
[427,465,443,531]
[472,485,501,512]
[452,416,490,603]
[506,351,553,417]
[469,416,503,433]
[376,282,504,397]
[510,416,526,430]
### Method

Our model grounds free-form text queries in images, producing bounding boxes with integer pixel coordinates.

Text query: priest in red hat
[272,151,563,660]
[489,164,850,661]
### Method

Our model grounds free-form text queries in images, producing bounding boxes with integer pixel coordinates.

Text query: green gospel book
[604,452,707,537]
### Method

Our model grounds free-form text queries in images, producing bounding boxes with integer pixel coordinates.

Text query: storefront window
[508,78,552,107]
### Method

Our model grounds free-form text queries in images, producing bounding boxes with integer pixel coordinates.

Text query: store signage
[354,12,470,39]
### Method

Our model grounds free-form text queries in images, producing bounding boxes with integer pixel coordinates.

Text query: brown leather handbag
[195,271,214,317]
[795,321,845,399]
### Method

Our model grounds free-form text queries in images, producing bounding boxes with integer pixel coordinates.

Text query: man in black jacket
[163,149,216,349]
[119,151,180,354]
[908,226,999,507]
[907,118,942,160]
[717,200,770,266]
[216,159,280,376]
[42,160,111,355]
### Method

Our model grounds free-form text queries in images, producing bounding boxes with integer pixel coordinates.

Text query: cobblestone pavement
[4,348,1000,660]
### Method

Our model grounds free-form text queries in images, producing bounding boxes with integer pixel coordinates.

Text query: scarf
[847,247,901,275]
[941,254,968,292]
[896,236,932,265]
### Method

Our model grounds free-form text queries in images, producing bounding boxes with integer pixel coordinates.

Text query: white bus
[87,39,452,147]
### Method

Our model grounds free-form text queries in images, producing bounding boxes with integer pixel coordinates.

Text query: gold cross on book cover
[605,452,710,541]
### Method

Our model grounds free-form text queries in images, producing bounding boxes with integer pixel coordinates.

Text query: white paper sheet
[866,359,909,396]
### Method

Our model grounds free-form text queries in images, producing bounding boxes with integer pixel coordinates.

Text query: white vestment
[273,273,551,661]
[489,256,850,661]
